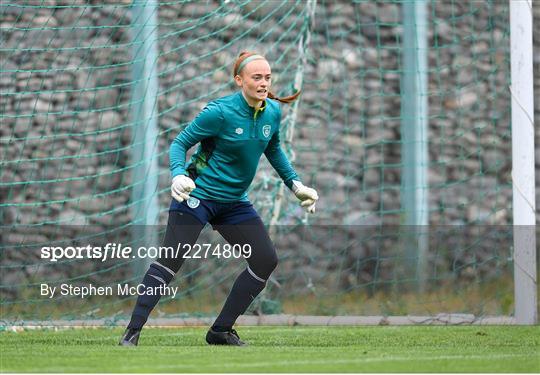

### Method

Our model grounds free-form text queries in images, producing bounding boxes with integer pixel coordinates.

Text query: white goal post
[510,0,537,325]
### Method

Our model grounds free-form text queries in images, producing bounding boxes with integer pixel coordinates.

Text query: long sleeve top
[169,91,300,202]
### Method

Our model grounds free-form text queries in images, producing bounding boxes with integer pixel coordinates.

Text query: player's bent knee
[154,253,184,274]
[147,262,175,285]
[249,254,278,281]
[267,253,278,274]
[261,246,278,276]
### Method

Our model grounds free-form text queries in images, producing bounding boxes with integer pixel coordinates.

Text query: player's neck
[241,91,263,110]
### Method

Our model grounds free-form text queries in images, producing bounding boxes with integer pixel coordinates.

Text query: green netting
[0,0,530,325]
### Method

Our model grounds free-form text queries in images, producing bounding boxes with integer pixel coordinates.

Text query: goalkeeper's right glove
[171,175,196,203]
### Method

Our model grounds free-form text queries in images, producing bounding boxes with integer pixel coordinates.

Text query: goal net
[0,0,537,326]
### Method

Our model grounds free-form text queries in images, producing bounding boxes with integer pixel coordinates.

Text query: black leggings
[128,211,277,329]
[158,211,277,280]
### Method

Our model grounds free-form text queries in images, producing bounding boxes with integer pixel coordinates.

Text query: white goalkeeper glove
[171,175,196,203]
[292,180,319,214]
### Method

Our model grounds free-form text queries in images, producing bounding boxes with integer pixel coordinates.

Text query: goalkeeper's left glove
[292,180,319,214]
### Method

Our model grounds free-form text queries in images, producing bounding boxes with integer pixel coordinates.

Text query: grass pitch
[1,326,538,373]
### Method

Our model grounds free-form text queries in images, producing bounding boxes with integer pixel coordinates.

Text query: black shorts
[169,196,259,226]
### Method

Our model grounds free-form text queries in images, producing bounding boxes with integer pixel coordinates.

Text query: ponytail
[267,90,301,104]
[233,51,301,104]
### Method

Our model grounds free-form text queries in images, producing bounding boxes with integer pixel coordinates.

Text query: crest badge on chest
[262,124,271,138]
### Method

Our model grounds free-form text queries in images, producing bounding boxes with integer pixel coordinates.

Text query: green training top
[170,91,300,202]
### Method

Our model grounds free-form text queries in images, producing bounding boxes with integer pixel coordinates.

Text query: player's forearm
[169,134,191,177]
[265,147,300,189]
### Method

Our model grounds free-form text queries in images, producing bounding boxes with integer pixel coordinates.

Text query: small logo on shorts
[235,127,243,135]
[262,124,271,138]
[187,197,200,209]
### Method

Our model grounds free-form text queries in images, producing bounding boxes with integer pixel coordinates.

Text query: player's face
[235,59,271,105]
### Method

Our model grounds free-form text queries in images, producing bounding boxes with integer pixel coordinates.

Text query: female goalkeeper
[120,51,319,346]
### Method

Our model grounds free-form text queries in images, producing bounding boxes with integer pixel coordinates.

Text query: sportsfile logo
[41,243,131,262]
